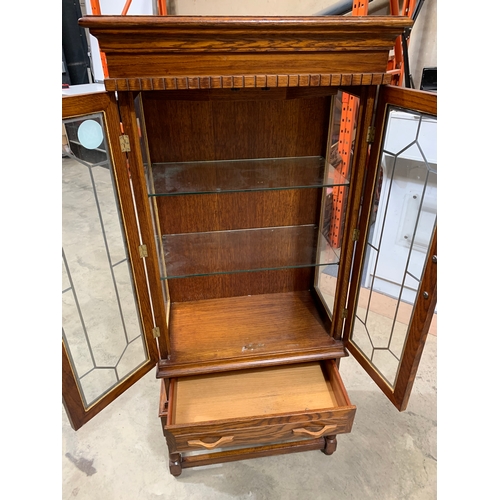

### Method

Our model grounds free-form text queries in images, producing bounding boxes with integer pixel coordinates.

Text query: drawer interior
[167,361,351,425]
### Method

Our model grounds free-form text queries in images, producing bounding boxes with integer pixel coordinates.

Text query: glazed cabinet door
[343,86,437,411]
[62,91,159,429]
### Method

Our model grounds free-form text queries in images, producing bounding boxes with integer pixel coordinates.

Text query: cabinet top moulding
[79,16,413,91]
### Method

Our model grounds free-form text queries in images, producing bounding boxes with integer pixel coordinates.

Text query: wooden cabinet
[62,15,437,476]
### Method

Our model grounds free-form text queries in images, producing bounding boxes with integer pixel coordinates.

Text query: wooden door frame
[342,85,437,410]
[62,91,158,429]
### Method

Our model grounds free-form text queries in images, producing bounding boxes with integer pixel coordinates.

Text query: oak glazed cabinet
[62,15,437,477]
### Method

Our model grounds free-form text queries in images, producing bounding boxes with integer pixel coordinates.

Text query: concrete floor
[62,332,436,500]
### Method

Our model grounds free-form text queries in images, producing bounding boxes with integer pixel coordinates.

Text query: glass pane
[351,107,437,388]
[148,156,348,196]
[62,113,148,409]
[316,92,359,316]
[135,91,342,311]
[162,225,339,279]
[134,95,172,324]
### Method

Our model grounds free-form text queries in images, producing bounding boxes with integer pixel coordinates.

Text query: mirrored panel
[316,92,358,316]
[351,107,437,388]
[62,114,148,409]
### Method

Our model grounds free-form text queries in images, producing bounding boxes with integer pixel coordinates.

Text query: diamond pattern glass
[351,107,437,387]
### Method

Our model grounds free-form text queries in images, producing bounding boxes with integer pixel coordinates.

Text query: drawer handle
[187,436,234,449]
[293,425,338,437]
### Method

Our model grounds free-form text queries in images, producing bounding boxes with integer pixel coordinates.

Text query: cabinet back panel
[141,93,331,301]
[168,268,314,302]
[142,93,330,162]
[155,190,321,234]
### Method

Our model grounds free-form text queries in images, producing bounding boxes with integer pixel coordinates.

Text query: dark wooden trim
[169,452,182,477]
[379,85,437,116]
[157,344,347,379]
[62,91,109,115]
[130,86,338,102]
[393,229,437,410]
[62,341,155,430]
[79,15,412,30]
[322,435,338,455]
[104,73,392,92]
[179,437,328,471]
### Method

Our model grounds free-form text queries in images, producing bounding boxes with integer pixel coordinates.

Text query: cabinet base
[168,435,337,477]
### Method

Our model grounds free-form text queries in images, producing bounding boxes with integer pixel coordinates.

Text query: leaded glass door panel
[62,92,158,430]
[344,86,437,411]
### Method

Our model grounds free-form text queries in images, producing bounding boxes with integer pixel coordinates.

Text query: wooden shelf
[157,291,346,378]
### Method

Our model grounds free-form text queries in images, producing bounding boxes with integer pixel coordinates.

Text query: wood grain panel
[141,93,329,162]
[155,189,320,234]
[166,268,314,302]
[173,363,337,424]
[80,15,412,52]
[160,291,340,375]
[209,96,328,160]
[104,52,390,79]
[141,98,216,163]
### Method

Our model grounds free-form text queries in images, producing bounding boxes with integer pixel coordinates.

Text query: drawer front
[170,411,355,451]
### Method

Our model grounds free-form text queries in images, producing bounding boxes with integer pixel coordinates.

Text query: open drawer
[159,360,356,455]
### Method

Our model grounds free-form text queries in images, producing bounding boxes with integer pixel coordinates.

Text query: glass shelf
[161,224,339,279]
[148,156,348,196]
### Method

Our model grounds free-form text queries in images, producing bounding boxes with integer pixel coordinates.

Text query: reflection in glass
[352,107,437,387]
[134,94,172,325]
[316,92,358,315]
[62,114,148,409]
[162,225,340,279]
[148,156,348,196]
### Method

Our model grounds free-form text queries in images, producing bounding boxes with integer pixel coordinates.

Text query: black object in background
[62,0,91,85]
[420,67,437,92]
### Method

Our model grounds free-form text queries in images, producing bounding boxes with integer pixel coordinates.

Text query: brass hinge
[119,134,131,152]
[342,308,348,319]
[352,228,360,241]
[152,327,160,338]
[139,244,148,258]
[366,126,375,143]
